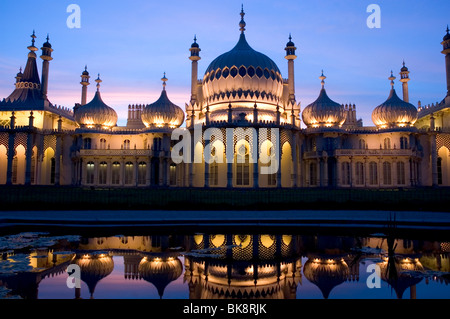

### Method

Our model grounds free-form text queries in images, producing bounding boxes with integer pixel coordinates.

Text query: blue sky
[0,0,449,126]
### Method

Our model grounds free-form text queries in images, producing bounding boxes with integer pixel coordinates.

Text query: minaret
[80,66,90,106]
[15,67,23,84]
[189,35,201,104]
[399,61,410,102]
[441,25,450,97]
[40,34,53,100]
[285,34,297,104]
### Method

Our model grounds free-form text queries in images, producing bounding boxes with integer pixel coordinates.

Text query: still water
[0,227,449,299]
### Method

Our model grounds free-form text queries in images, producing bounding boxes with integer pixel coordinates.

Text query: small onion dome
[72,252,114,298]
[82,65,89,76]
[74,75,118,128]
[286,34,295,47]
[43,35,52,48]
[400,61,408,72]
[443,25,450,41]
[303,255,349,299]
[378,256,424,299]
[302,72,346,128]
[372,74,417,128]
[191,35,199,48]
[138,255,183,298]
[141,75,185,129]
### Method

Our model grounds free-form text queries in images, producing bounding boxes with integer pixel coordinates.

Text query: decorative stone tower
[442,25,450,98]
[399,61,410,103]
[189,35,201,105]
[40,34,53,100]
[80,66,90,106]
[285,34,297,105]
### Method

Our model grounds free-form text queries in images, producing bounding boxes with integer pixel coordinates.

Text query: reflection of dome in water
[378,256,424,299]
[138,256,183,298]
[72,252,114,298]
[303,256,349,299]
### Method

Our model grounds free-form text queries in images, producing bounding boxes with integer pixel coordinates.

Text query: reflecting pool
[0,229,449,299]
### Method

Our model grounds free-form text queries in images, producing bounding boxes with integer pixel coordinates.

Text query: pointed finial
[31,30,36,46]
[85,65,88,72]
[402,60,405,67]
[194,35,197,43]
[388,70,396,88]
[239,5,246,33]
[19,67,22,73]
[319,70,326,88]
[46,33,50,42]
[289,33,292,41]
[95,74,102,91]
[161,72,168,90]
[447,25,449,34]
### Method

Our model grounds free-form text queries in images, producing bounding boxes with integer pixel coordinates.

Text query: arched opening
[208,140,226,187]
[98,162,107,185]
[369,162,378,186]
[281,142,292,188]
[0,145,7,184]
[151,158,160,186]
[234,140,251,187]
[125,162,133,185]
[138,162,147,185]
[383,161,392,186]
[12,145,26,185]
[438,147,450,186]
[86,161,94,185]
[42,147,55,185]
[260,140,276,187]
[112,162,121,185]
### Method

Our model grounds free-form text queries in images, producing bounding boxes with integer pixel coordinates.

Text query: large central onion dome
[141,74,185,129]
[372,72,418,129]
[202,8,283,109]
[302,72,347,128]
[74,75,118,128]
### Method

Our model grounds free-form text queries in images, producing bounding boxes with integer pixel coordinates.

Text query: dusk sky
[0,0,449,126]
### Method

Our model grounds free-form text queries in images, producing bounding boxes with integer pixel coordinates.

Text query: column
[6,132,15,185]
[159,156,164,186]
[378,157,383,186]
[349,156,354,187]
[121,158,126,186]
[323,156,328,187]
[135,157,139,187]
[204,139,210,188]
[253,131,259,188]
[107,158,112,186]
[291,135,298,188]
[147,156,152,186]
[431,134,438,186]
[25,132,33,185]
[54,135,62,185]
[93,158,99,186]
[364,157,368,187]
[336,157,341,187]
[166,158,170,187]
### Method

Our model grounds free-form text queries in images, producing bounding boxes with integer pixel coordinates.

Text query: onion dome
[378,255,424,299]
[72,252,114,298]
[372,72,418,128]
[42,34,52,48]
[400,61,408,72]
[82,65,89,76]
[138,255,183,298]
[74,74,118,128]
[303,255,349,299]
[191,35,199,48]
[202,7,283,105]
[302,71,347,128]
[443,25,450,41]
[141,74,185,129]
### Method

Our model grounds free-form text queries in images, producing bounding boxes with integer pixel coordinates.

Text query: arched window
[236,143,250,186]
[100,138,107,150]
[369,162,378,185]
[309,162,317,186]
[125,162,133,184]
[112,162,120,185]
[170,164,177,186]
[98,162,107,185]
[400,137,408,149]
[358,139,366,150]
[123,140,131,150]
[355,162,364,185]
[383,138,391,150]
[12,156,18,184]
[138,162,147,185]
[397,161,405,185]
[83,138,92,150]
[383,162,392,185]
[341,162,350,185]
[86,161,95,184]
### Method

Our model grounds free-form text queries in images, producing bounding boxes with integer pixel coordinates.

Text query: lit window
[86,161,95,184]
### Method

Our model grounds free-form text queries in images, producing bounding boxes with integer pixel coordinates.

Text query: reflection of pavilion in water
[184,234,302,299]
[1,234,449,299]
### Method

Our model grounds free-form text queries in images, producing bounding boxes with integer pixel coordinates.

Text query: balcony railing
[79,149,155,156]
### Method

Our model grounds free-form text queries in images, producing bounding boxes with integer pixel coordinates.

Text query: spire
[388,70,396,89]
[95,74,102,91]
[28,30,38,52]
[319,70,326,89]
[161,72,168,90]
[239,5,246,34]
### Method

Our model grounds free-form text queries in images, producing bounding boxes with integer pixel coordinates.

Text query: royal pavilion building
[1,9,450,189]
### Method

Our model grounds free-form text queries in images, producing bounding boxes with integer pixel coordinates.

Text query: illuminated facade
[1,11,450,189]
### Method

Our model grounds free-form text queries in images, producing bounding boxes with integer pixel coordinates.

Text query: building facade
[1,11,450,189]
